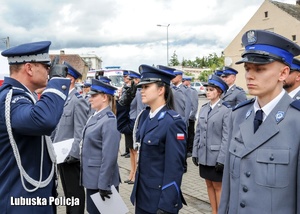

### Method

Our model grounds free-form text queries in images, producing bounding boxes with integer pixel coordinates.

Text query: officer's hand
[215,162,224,172]
[156,209,171,214]
[64,155,79,164]
[118,80,137,106]
[99,189,112,201]
[192,157,199,166]
[49,64,68,79]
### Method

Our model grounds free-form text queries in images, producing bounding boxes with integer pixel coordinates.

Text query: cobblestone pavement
[57,97,211,214]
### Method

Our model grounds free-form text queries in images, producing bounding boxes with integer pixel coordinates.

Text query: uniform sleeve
[116,101,135,134]
[69,97,89,159]
[219,111,234,214]
[190,89,199,120]
[217,108,231,164]
[98,117,121,190]
[236,89,247,105]
[192,107,202,158]
[10,78,70,136]
[158,117,186,213]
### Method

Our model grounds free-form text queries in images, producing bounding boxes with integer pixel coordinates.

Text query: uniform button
[243,186,248,192]
[148,140,151,144]
[233,149,236,152]
[269,155,274,161]
[174,204,178,207]
[158,185,161,188]
[62,85,67,90]
[240,202,246,208]
[245,172,251,177]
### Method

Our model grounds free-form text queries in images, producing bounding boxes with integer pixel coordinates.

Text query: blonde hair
[107,94,117,115]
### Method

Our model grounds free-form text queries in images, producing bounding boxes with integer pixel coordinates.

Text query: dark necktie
[208,107,212,115]
[254,110,263,133]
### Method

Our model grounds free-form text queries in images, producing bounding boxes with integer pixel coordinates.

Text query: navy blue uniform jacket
[0,77,70,214]
[130,106,187,213]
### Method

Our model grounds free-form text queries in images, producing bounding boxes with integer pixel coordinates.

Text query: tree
[169,51,180,66]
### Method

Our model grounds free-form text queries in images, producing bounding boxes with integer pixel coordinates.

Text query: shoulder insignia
[235,86,244,91]
[75,92,83,99]
[167,110,182,120]
[11,95,31,103]
[290,100,300,111]
[202,103,209,107]
[232,98,255,111]
[158,111,167,120]
[106,111,116,118]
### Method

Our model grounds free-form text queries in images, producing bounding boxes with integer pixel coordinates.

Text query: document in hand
[53,138,74,164]
[90,185,129,214]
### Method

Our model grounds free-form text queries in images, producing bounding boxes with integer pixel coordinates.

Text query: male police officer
[283,58,300,99]
[52,62,89,214]
[221,66,247,108]
[219,30,300,214]
[0,41,70,214]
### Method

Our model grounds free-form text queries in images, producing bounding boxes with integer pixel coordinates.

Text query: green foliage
[169,51,180,66]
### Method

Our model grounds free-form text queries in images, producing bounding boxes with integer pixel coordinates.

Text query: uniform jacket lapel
[238,93,291,157]
[64,89,76,107]
[208,100,222,119]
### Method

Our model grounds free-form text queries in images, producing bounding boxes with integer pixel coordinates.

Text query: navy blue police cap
[1,41,51,65]
[222,66,238,76]
[129,70,141,79]
[83,78,92,87]
[174,70,183,76]
[123,70,129,76]
[204,74,228,93]
[291,58,300,71]
[138,64,175,86]
[63,61,82,79]
[98,76,112,84]
[214,70,223,77]
[88,78,117,96]
[236,30,300,66]
[157,65,176,73]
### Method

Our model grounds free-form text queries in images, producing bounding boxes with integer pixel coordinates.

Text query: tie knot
[255,110,263,122]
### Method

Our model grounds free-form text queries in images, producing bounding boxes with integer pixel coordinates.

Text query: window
[264,11,268,18]
[292,35,296,41]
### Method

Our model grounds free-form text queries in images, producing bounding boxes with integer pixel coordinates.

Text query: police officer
[219,30,300,214]
[81,78,121,214]
[182,76,198,157]
[283,58,300,99]
[0,41,70,213]
[52,62,89,214]
[221,66,247,108]
[130,64,187,214]
[214,69,223,77]
[192,75,230,214]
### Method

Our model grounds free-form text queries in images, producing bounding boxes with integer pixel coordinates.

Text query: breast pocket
[142,135,161,157]
[61,110,72,125]
[255,148,289,188]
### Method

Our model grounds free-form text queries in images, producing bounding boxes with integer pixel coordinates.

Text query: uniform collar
[288,85,300,98]
[149,104,165,119]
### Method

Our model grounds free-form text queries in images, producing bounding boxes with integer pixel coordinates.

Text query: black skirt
[199,164,223,182]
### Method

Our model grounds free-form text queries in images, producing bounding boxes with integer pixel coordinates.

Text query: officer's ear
[24,63,34,77]
[279,64,290,82]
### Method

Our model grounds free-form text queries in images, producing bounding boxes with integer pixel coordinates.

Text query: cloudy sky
[0,0,296,78]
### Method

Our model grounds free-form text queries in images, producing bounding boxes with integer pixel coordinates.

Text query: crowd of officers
[2,28,300,214]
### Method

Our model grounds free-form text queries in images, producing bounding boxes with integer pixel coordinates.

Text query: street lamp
[1,37,10,49]
[157,24,170,65]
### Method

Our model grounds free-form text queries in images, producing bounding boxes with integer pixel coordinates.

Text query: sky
[0,0,296,78]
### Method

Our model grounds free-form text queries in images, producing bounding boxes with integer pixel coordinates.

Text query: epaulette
[75,92,83,99]
[290,100,300,111]
[235,86,244,91]
[232,98,255,111]
[190,87,196,91]
[166,110,182,120]
[202,103,209,107]
[106,111,116,118]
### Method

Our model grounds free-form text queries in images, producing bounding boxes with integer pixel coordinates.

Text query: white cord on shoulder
[5,89,55,192]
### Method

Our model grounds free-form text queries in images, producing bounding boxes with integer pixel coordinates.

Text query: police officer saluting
[221,66,247,108]
[0,41,70,213]
[219,30,300,214]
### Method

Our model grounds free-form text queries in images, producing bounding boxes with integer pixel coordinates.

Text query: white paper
[53,138,74,164]
[90,185,129,214]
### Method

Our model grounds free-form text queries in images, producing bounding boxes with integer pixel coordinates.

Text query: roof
[49,54,87,75]
[271,1,300,21]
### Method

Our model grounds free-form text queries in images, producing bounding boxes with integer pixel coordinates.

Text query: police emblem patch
[246,110,252,119]
[247,30,257,44]
[275,111,284,122]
